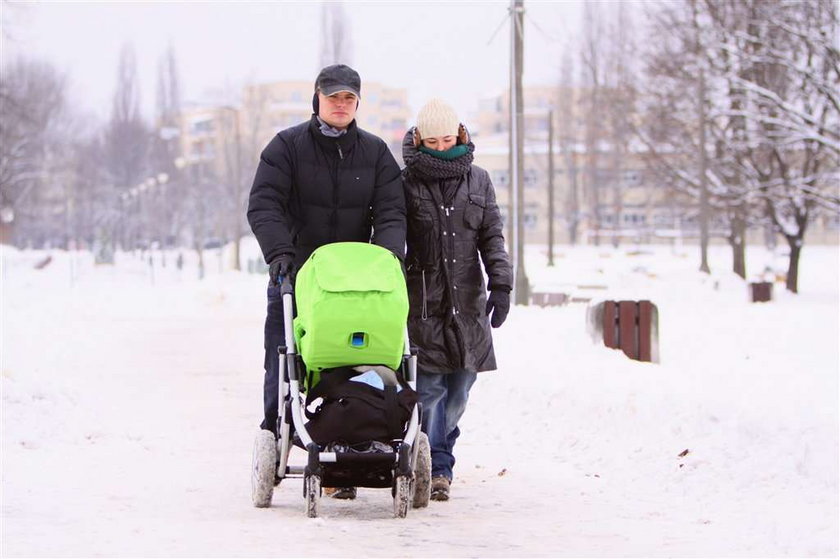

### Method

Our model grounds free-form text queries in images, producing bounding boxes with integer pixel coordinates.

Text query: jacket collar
[309,114,358,155]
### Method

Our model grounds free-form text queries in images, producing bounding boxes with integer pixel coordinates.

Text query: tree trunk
[729,213,746,279]
[196,244,205,280]
[232,234,241,272]
[785,236,801,294]
[567,156,579,245]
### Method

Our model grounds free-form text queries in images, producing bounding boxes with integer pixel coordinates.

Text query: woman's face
[421,134,457,151]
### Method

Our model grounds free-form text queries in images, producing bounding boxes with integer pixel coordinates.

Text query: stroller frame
[252,274,431,518]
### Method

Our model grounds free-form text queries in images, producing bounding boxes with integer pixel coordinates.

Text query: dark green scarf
[418,144,470,161]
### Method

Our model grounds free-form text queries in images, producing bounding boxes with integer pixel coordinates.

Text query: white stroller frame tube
[401,327,421,448]
[282,286,317,449]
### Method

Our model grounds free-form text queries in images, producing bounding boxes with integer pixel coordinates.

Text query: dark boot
[430,476,450,501]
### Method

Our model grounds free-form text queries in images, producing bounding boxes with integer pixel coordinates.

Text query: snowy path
[2,245,838,557]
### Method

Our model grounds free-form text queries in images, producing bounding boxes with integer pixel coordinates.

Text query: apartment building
[178,79,410,180]
[241,80,410,159]
[470,87,839,246]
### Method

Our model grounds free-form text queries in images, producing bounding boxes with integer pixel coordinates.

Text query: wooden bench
[586,300,659,363]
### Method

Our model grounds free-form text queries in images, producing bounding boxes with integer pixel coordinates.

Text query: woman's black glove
[269,254,295,285]
[485,289,510,328]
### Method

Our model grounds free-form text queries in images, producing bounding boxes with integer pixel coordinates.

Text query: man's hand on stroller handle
[270,254,295,285]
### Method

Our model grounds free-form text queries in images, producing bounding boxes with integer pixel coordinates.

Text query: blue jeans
[417,369,477,481]
[261,283,285,434]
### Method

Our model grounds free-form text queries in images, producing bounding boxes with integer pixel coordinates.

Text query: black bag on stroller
[304,366,418,446]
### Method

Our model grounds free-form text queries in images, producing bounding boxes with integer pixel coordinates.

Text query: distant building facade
[469,86,839,246]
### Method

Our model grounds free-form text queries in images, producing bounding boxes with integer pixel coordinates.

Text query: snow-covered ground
[2,240,838,557]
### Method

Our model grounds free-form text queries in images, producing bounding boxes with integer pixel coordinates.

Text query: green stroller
[250,242,431,518]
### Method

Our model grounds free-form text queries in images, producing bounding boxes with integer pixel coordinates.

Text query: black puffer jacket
[248,115,405,270]
[402,127,512,374]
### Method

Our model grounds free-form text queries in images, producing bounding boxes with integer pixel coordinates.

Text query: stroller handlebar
[280,273,294,295]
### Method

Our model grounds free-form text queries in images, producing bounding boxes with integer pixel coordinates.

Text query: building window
[492,170,509,189]
[524,211,538,230]
[622,213,646,225]
[653,213,674,227]
[623,170,642,186]
[190,119,214,135]
[524,168,538,188]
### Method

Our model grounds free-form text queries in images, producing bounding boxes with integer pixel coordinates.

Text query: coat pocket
[464,194,486,230]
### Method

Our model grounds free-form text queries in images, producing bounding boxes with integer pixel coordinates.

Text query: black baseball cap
[314,64,361,98]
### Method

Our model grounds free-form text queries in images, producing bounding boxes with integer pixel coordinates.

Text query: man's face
[318,91,358,130]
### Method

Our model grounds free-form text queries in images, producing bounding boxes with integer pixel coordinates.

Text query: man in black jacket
[247,65,406,464]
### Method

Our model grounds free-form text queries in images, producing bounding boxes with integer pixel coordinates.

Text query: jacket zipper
[329,142,342,241]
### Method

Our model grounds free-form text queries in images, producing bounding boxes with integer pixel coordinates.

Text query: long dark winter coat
[248,115,406,270]
[402,128,512,374]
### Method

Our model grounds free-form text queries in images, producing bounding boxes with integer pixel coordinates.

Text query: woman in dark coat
[402,98,513,501]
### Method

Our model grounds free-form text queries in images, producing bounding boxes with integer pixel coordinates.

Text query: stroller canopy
[294,242,408,388]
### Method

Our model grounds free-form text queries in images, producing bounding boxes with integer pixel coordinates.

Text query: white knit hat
[416,98,460,139]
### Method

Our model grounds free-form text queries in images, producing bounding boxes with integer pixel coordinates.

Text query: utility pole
[547,108,555,266]
[698,66,710,274]
[510,0,530,304]
[693,0,710,274]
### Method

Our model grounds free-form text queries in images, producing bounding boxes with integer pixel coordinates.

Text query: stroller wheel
[412,432,432,509]
[304,474,321,518]
[251,429,277,508]
[394,475,411,518]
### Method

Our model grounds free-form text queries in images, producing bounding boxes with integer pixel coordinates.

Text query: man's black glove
[485,289,510,328]
[269,254,295,285]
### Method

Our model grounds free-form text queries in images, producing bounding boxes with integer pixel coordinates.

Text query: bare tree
[580,2,606,245]
[0,57,67,245]
[104,43,150,250]
[218,105,246,271]
[639,0,839,291]
[557,44,581,245]
[319,1,353,67]
[151,43,184,250]
[603,3,638,248]
[729,0,840,292]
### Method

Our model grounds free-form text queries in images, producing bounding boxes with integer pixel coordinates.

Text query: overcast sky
[3,1,586,126]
